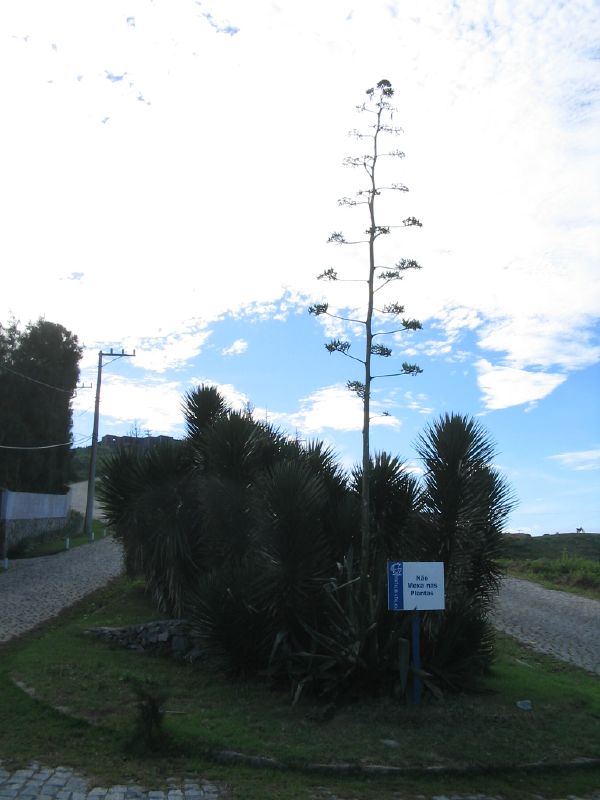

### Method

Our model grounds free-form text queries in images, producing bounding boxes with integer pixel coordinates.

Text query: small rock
[516,699,533,711]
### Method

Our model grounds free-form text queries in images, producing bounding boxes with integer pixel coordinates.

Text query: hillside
[502,532,600,561]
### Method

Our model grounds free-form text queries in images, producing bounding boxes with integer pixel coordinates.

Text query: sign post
[411,611,421,704]
[387,561,445,705]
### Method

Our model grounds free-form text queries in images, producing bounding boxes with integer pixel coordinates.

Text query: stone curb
[210,749,600,777]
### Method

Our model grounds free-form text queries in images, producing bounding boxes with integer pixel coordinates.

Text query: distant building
[100,434,175,452]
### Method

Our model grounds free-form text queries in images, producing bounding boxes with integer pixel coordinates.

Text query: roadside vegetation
[0,577,598,800]
[7,523,107,560]
[69,444,112,484]
[98,385,514,703]
[6,514,105,560]
[501,533,600,600]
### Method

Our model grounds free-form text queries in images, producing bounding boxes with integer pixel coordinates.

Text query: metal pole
[84,351,103,539]
[412,611,422,705]
[83,348,135,539]
[1,490,8,570]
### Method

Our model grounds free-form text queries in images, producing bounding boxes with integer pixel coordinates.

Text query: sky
[1,0,599,535]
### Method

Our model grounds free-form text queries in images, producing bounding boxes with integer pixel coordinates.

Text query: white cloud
[72,373,185,435]
[0,0,599,418]
[549,449,600,472]
[73,374,252,437]
[401,391,434,416]
[279,384,401,434]
[475,359,566,410]
[477,317,600,372]
[221,338,248,356]
[132,330,212,372]
[188,379,250,412]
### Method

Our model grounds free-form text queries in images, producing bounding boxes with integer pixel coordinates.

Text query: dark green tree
[309,79,423,580]
[0,318,81,492]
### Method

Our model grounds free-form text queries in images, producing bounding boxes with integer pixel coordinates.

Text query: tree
[309,79,423,580]
[0,318,82,492]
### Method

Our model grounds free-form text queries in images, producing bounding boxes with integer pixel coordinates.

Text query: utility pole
[84,348,135,538]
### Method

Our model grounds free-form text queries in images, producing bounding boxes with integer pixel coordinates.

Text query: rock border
[83,619,204,662]
[210,749,600,777]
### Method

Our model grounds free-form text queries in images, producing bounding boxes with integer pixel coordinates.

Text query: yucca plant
[189,457,344,683]
[100,391,515,701]
[182,383,229,449]
[301,440,358,560]
[195,411,286,483]
[414,413,515,686]
[187,565,272,676]
[98,440,201,615]
[190,409,298,571]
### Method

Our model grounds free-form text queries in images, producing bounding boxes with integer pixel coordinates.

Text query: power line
[0,441,72,450]
[0,433,92,451]
[0,363,76,394]
[100,355,130,369]
[73,405,94,418]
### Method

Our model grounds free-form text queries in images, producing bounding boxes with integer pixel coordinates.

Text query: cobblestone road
[492,576,600,675]
[0,763,225,800]
[0,537,123,643]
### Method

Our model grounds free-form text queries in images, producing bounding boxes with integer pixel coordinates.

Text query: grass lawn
[0,577,599,799]
[7,520,108,559]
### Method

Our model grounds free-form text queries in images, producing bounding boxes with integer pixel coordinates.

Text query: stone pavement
[1,763,599,800]
[0,764,225,799]
[491,576,600,675]
[0,537,123,643]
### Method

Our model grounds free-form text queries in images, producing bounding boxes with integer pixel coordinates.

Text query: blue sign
[387,561,405,611]
[387,561,445,611]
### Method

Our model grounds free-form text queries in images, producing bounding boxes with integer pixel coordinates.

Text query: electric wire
[0,363,76,394]
[0,441,72,450]
[0,434,92,451]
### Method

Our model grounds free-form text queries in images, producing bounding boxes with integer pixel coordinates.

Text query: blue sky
[1,0,599,534]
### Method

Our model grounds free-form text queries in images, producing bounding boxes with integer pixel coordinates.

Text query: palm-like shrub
[191,411,304,570]
[183,383,228,448]
[414,413,515,686]
[186,565,272,676]
[99,390,514,700]
[188,439,353,686]
[98,440,200,615]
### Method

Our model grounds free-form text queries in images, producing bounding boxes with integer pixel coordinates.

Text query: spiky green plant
[414,413,515,686]
[98,440,200,615]
[182,383,229,448]
[100,396,515,700]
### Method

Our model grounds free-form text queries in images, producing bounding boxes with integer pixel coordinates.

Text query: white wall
[0,489,71,521]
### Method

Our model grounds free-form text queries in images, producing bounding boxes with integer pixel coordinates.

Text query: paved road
[0,763,225,799]
[492,576,600,675]
[0,537,123,644]
[69,481,105,520]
